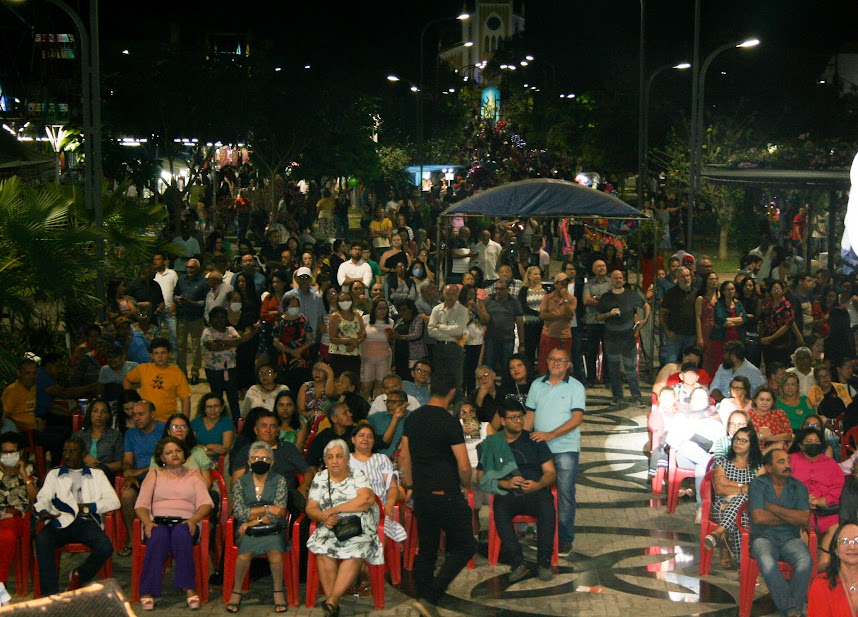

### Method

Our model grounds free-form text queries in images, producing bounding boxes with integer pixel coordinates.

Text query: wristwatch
[264,505,271,518]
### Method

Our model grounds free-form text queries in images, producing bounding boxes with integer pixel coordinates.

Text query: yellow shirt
[1,381,36,427]
[125,363,191,422]
[369,218,392,248]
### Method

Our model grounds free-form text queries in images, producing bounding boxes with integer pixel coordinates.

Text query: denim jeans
[493,489,556,567]
[604,332,641,400]
[161,314,178,356]
[553,450,579,545]
[36,517,113,595]
[413,492,475,604]
[484,338,514,375]
[205,368,241,423]
[750,536,812,616]
[660,332,696,366]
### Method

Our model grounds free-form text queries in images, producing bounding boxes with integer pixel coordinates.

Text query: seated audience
[788,427,844,534]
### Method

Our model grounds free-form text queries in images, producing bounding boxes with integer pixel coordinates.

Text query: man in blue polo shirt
[525,347,585,554]
[748,447,812,617]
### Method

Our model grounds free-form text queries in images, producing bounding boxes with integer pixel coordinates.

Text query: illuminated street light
[525,55,534,61]
[387,75,400,82]
[464,41,473,47]
[410,85,419,92]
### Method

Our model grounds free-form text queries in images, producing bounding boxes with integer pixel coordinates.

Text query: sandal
[117,545,132,557]
[226,591,242,613]
[140,597,155,611]
[322,602,339,617]
[272,588,287,613]
[704,534,719,550]
[187,594,201,610]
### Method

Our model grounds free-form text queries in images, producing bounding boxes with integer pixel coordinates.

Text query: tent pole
[651,219,658,380]
[437,215,445,289]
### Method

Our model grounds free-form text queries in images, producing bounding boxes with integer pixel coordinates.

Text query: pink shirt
[135,468,213,520]
[789,451,845,532]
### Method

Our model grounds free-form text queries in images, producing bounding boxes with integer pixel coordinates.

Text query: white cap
[295,267,313,278]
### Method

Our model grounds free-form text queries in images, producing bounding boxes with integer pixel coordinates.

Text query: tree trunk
[719,224,729,261]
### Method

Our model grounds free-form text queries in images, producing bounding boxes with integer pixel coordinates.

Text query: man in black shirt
[477,398,556,582]
[400,372,473,617]
[660,266,697,365]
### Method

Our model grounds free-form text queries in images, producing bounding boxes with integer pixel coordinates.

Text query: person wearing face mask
[0,432,37,590]
[201,307,259,423]
[225,441,291,613]
[272,296,314,393]
[789,427,844,534]
[328,292,367,377]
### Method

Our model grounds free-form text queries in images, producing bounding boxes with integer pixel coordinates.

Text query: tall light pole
[417,12,468,193]
[686,0,701,250]
[45,0,104,304]
[687,37,759,249]
[640,62,690,205]
[636,0,646,209]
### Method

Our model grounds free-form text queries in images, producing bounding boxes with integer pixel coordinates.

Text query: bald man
[428,284,470,395]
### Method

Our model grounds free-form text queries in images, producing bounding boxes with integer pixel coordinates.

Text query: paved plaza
[4,378,790,617]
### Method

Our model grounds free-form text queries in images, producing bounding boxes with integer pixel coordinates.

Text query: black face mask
[250,461,271,475]
[803,443,824,458]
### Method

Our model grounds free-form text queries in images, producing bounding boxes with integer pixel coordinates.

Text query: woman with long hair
[696,272,720,374]
[273,390,307,451]
[703,426,763,566]
[361,299,394,400]
[379,233,411,276]
[190,392,235,466]
[760,279,796,368]
[259,272,289,365]
[809,519,858,616]
[736,275,763,365]
[709,280,746,373]
[391,299,426,381]
[107,278,139,323]
[519,265,546,371]
[231,272,262,394]
[778,372,816,430]
[748,385,793,453]
[813,287,840,338]
[273,296,313,393]
[328,292,366,377]
[73,397,123,484]
[319,285,341,361]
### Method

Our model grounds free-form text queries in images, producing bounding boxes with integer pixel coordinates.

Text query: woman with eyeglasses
[716,375,753,423]
[809,519,858,616]
[151,413,213,489]
[703,426,763,567]
[241,363,289,417]
[226,441,290,613]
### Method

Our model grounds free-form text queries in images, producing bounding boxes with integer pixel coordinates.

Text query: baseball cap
[682,255,695,266]
[295,267,312,278]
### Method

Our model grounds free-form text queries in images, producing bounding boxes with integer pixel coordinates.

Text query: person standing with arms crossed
[400,371,474,617]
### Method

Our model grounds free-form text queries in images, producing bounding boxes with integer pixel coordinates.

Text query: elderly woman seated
[226,441,291,613]
[306,439,383,617]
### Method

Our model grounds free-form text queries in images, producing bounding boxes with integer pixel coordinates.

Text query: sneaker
[559,541,573,555]
[190,375,199,385]
[66,568,83,592]
[508,563,531,583]
[537,565,554,582]
[609,398,622,407]
[634,397,646,408]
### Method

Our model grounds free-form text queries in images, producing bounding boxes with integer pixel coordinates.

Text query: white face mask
[229,302,242,312]
[338,301,353,310]
[1,452,20,467]
[286,307,300,318]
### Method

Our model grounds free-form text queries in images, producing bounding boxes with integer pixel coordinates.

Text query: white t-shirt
[154,268,178,308]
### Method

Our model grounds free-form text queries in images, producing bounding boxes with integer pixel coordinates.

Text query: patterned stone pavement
[6,381,787,616]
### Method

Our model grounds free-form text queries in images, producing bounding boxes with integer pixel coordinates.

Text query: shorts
[361,355,392,383]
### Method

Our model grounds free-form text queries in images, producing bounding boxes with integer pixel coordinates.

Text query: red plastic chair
[666,447,699,514]
[222,516,298,607]
[32,511,116,598]
[6,513,32,596]
[297,497,386,609]
[841,426,858,461]
[736,502,817,617]
[301,415,326,458]
[595,341,641,385]
[113,475,128,550]
[487,486,559,567]
[130,517,210,604]
[210,470,229,568]
[698,470,720,576]
[72,413,83,433]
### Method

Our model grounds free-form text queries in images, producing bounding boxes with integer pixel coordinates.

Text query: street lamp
[638,62,690,206]
[687,37,759,248]
[417,12,469,192]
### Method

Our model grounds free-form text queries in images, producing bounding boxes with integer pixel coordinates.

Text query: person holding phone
[596,270,650,408]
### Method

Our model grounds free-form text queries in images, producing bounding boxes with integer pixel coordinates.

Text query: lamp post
[640,62,690,206]
[636,0,645,210]
[45,0,104,303]
[687,37,759,248]
[418,13,468,193]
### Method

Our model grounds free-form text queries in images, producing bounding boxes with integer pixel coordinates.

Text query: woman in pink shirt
[789,427,845,534]
[135,437,213,611]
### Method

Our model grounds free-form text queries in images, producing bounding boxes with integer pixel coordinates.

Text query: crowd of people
[0,180,857,617]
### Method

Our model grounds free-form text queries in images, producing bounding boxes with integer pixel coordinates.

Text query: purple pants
[139,523,197,596]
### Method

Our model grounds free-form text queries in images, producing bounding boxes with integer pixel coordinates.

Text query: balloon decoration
[347,176,359,188]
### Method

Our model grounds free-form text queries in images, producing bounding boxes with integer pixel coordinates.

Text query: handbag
[327,473,363,542]
[245,522,284,537]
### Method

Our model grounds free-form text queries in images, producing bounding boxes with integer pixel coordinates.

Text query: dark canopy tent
[440,178,648,220]
[437,178,657,374]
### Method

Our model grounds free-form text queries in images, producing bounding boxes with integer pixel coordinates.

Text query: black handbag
[245,522,284,537]
[327,473,362,542]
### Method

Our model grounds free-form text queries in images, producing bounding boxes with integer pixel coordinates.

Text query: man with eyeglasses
[369,389,410,457]
[403,360,432,406]
[477,398,557,583]
[524,348,585,555]
[748,447,812,617]
[709,341,764,403]
[367,374,421,416]
[230,410,311,502]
